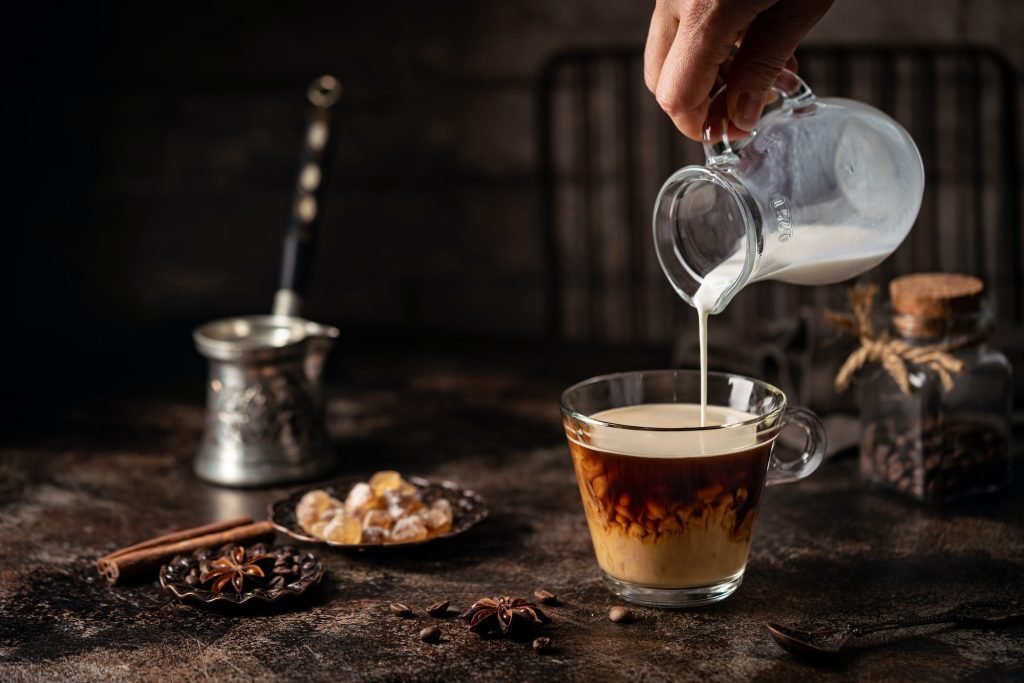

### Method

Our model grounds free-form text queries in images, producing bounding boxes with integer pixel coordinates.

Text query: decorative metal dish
[159,543,324,605]
[269,475,489,549]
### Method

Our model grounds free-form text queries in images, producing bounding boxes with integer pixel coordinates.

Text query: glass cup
[560,369,826,608]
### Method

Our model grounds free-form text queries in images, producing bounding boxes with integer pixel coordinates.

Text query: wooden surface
[1,353,1022,682]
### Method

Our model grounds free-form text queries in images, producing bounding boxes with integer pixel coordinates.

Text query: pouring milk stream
[654,70,925,424]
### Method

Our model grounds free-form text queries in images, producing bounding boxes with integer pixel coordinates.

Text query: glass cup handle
[766,405,827,486]
[702,68,816,162]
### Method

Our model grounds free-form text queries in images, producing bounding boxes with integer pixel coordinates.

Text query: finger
[726,0,832,130]
[786,53,799,73]
[655,3,762,139]
[644,2,679,93]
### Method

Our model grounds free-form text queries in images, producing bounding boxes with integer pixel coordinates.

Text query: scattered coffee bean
[534,590,558,605]
[608,606,633,623]
[419,626,441,644]
[532,636,552,653]
[185,574,198,586]
[426,599,450,617]
[389,603,413,617]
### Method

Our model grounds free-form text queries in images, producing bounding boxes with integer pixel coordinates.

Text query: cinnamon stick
[97,520,276,585]
[98,515,253,563]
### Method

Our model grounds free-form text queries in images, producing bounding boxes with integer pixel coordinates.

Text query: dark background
[8,1,1024,422]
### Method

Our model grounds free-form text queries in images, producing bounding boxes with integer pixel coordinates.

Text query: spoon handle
[848,610,959,636]
[850,601,1024,637]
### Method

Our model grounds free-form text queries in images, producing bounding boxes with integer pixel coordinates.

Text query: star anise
[460,596,548,638]
[199,546,274,594]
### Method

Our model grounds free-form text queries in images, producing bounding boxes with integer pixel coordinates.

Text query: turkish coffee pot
[194,76,343,487]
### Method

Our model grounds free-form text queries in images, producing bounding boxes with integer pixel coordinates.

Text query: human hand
[644,0,833,140]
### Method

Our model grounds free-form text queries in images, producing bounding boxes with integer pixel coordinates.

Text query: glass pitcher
[653,70,924,314]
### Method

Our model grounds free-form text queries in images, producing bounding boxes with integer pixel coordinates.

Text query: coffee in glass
[561,370,825,607]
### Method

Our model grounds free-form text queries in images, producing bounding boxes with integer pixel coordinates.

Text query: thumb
[726,0,832,131]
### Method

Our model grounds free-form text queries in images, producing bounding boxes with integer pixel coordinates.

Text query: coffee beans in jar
[858,274,1012,503]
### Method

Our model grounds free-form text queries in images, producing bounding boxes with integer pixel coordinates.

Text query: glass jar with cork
[857,273,1012,503]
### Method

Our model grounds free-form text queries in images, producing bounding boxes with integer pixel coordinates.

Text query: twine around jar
[826,284,964,395]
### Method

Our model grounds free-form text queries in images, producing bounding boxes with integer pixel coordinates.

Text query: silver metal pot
[194,315,339,486]
[192,75,344,487]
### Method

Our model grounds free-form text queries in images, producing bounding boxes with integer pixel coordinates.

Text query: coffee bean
[426,599,450,617]
[887,461,904,480]
[419,626,441,644]
[534,590,558,606]
[608,606,633,623]
[185,574,198,586]
[389,603,413,617]
[532,636,552,653]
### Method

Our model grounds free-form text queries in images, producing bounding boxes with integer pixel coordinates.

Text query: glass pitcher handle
[766,405,827,486]
[702,69,815,163]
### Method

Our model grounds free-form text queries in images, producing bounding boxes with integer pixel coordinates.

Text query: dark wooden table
[2,352,1022,682]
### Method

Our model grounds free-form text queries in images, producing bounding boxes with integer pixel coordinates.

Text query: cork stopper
[889,273,985,338]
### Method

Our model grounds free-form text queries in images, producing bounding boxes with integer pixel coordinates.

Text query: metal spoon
[766,601,1024,659]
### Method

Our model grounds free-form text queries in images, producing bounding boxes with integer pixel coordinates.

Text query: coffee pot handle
[702,69,815,163]
[274,75,344,318]
[766,405,826,486]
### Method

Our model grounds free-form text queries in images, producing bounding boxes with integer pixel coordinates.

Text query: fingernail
[730,91,764,131]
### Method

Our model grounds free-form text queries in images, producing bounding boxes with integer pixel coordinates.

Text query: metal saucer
[268,476,489,550]
[159,543,324,605]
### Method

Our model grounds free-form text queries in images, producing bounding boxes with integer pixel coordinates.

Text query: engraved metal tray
[159,543,324,605]
[268,476,488,549]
